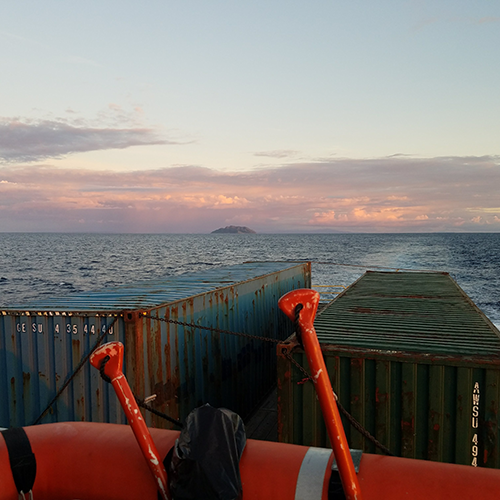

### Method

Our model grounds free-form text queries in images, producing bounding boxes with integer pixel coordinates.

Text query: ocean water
[0,232,499,328]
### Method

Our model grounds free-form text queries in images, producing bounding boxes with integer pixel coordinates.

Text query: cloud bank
[1,156,499,233]
[0,117,172,163]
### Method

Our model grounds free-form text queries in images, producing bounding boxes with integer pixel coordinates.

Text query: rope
[31,258,419,446]
[145,313,393,456]
[283,349,311,381]
[335,399,394,456]
[99,355,112,383]
[96,354,184,428]
[28,278,394,454]
[33,317,118,425]
[282,349,393,455]
[143,314,281,344]
[135,398,183,428]
[293,304,304,350]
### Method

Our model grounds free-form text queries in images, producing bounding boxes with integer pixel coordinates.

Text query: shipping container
[1,261,310,428]
[278,271,500,468]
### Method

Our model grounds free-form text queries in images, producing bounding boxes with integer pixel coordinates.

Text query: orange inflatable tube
[2,288,500,499]
[1,421,500,500]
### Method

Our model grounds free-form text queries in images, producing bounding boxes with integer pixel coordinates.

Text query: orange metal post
[90,341,170,500]
[278,289,363,500]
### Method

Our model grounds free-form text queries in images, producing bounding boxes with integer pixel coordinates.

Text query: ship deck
[245,387,278,442]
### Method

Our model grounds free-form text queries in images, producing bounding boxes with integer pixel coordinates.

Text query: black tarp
[167,404,246,500]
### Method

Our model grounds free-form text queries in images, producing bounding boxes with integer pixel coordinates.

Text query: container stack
[278,271,500,468]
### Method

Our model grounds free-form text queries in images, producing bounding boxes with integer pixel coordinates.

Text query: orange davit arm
[279,288,363,500]
[90,341,170,500]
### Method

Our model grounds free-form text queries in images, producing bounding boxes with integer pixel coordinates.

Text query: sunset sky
[1,1,499,233]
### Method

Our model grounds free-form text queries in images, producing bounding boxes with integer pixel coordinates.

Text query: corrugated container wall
[278,271,500,468]
[1,262,310,428]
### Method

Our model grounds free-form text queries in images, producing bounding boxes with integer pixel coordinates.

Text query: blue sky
[1,1,499,232]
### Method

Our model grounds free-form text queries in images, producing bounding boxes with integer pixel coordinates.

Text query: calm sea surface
[0,233,499,328]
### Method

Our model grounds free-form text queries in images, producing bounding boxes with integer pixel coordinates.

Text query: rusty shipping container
[1,261,310,428]
[278,271,500,468]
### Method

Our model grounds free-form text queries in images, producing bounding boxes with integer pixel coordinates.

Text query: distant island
[211,225,256,234]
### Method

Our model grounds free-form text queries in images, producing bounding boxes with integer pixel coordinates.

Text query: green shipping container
[277,271,500,468]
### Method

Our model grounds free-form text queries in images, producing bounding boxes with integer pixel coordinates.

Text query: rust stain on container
[22,371,31,402]
[10,377,16,411]
[76,396,85,421]
[153,379,179,406]
[72,339,80,356]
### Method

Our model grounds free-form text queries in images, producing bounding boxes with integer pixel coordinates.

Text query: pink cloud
[310,211,336,224]
[0,155,499,232]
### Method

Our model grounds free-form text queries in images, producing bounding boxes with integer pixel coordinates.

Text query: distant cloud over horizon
[1,155,499,233]
[253,150,300,159]
[0,116,177,163]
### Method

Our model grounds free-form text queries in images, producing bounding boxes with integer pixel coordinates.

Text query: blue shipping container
[0,262,311,428]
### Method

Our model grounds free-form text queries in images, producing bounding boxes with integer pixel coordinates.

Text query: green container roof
[314,271,500,358]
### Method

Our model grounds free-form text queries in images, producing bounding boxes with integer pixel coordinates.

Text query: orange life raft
[1,420,500,500]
